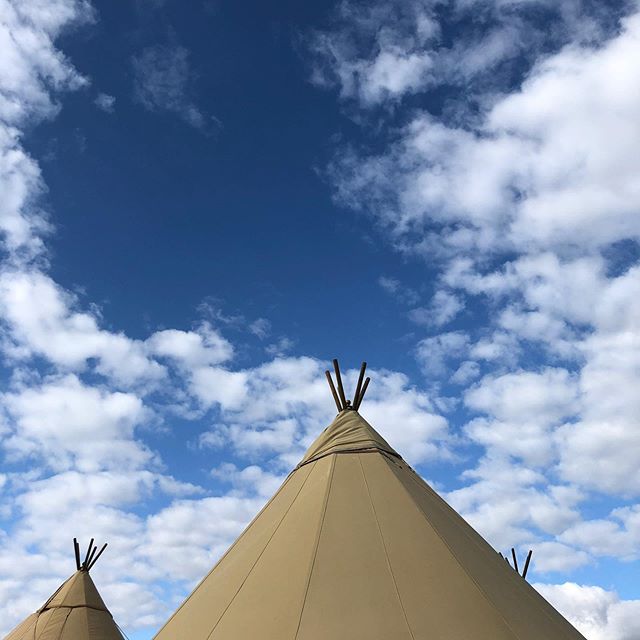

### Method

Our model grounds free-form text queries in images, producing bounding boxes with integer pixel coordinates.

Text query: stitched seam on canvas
[293,454,336,639]
[359,454,415,640]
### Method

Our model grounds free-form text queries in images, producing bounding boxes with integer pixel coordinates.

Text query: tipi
[4,539,125,640]
[154,361,586,639]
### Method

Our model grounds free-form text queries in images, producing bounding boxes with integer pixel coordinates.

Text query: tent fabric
[297,410,399,466]
[154,410,587,640]
[3,570,124,640]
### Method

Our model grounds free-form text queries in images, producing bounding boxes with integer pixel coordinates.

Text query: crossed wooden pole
[325,359,370,412]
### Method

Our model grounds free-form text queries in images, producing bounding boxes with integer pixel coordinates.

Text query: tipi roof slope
[154,361,586,640]
[3,540,124,640]
[298,409,399,465]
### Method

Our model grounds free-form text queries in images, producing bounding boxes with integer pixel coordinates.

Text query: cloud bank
[311,1,640,638]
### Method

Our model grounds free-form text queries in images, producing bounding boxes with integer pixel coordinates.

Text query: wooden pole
[88,543,108,571]
[73,538,81,571]
[511,548,519,574]
[86,544,99,569]
[83,538,94,570]
[522,550,533,579]
[325,371,343,412]
[332,359,348,410]
[353,362,366,411]
[354,377,370,410]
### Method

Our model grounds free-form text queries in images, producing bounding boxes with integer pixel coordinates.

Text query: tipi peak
[324,359,370,413]
[299,358,400,465]
[298,409,400,468]
[3,538,124,640]
[74,537,108,573]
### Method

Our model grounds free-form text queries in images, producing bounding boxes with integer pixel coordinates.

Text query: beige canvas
[155,410,587,640]
[3,569,124,640]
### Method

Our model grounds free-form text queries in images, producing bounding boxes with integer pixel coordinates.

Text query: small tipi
[4,539,125,640]
[154,361,586,640]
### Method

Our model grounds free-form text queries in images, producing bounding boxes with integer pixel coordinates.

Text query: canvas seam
[358,454,416,640]
[42,604,107,612]
[384,457,521,640]
[54,607,73,638]
[37,576,69,612]
[35,605,69,638]
[293,454,336,639]
[204,461,317,640]
[296,446,401,469]
[153,465,307,636]
[400,465,580,637]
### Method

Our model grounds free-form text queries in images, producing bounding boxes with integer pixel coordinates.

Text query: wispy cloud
[409,290,463,328]
[132,43,215,130]
[307,0,621,107]
[377,275,419,305]
[94,92,115,112]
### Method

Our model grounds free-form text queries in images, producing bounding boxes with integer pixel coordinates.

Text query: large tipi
[155,361,586,640]
[4,539,125,640]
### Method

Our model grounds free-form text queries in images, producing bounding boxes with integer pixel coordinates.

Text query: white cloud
[527,541,589,573]
[377,275,419,305]
[445,255,639,457]
[147,324,233,368]
[211,463,285,499]
[0,128,51,256]
[99,580,164,630]
[189,366,249,411]
[308,1,439,102]
[430,290,463,325]
[327,10,640,256]
[94,92,115,112]
[1,481,144,628]
[0,0,93,255]
[3,374,153,472]
[536,582,640,640]
[447,457,582,548]
[450,359,480,385]
[357,49,433,105]
[309,0,617,108]
[196,359,449,467]
[248,317,271,339]
[409,289,463,327]
[362,385,448,465]
[132,44,211,130]
[265,336,295,357]
[415,331,469,376]
[559,505,640,561]
[431,251,640,497]
[0,0,92,127]
[143,494,263,582]
[0,269,166,386]
[465,368,579,427]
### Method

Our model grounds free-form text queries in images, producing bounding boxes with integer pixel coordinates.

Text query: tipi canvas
[155,361,587,640]
[4,540,124,640]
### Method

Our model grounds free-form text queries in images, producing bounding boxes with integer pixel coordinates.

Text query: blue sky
[1,1,639,639]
